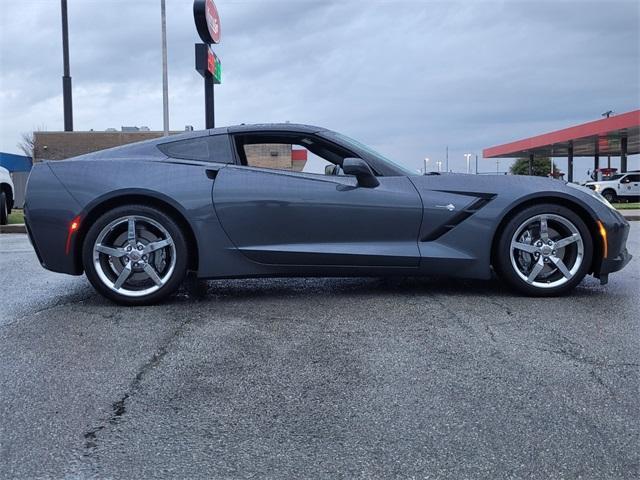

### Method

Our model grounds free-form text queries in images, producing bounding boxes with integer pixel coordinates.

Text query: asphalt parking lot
[1,227,639,479]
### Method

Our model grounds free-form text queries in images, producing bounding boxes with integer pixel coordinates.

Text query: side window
[243,143,335,174]
[157,135,233,163]
[623,174,639,183]
[235,134,354,176]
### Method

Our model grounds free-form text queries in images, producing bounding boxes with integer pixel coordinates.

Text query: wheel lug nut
[124,256,129,262]
[137,245,143,251]
[126,246,132,252]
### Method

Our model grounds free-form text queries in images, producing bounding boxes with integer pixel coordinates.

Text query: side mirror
[342,158,379,188]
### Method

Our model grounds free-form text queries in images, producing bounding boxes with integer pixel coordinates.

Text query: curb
[0,224,27,234]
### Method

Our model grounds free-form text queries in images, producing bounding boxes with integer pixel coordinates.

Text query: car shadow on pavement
[162,274,610,305]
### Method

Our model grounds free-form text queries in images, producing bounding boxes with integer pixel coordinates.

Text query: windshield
[605,173,625,181]
[328,132,416,176]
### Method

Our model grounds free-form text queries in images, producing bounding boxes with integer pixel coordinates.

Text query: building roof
[483,109,640,158]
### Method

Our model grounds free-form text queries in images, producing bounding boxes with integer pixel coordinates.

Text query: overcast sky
[0,0,638,178]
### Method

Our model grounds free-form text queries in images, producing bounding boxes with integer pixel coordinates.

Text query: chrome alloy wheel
[92,215,176,297]
[509,214,585,289]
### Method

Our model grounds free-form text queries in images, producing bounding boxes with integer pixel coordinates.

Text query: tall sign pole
[193,0,221,129]
[161,0,170,136]
[60,0,73,131]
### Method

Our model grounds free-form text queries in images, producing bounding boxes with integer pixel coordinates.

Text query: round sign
[194,0,221,44]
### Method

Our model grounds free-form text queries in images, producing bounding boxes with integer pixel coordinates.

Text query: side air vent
[421,195,495,242]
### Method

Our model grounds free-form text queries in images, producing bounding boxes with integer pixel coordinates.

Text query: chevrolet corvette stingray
[24,124,631,305]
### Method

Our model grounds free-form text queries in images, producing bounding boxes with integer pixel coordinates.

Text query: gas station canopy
[483,109,639,182]
[483,110,639,158]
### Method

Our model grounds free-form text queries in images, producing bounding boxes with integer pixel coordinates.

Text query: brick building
[32,131,181,162]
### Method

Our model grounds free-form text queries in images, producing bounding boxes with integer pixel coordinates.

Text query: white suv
[585,172,640,203]
[0,166,15,225]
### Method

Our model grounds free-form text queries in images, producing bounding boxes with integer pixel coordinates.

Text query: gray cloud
[1,0,638,178]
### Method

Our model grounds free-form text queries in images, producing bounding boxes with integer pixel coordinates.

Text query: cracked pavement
[0,227,638,479]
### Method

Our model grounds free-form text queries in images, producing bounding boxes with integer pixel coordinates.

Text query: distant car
[585,171,640,203]
[24,124,631,305]
[0,166,14,225]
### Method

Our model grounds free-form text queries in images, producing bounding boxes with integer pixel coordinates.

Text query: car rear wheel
[495,204,593,296]
[82,205,188,305]
[602,189,617,203]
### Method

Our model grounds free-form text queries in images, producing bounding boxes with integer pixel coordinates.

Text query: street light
[161,0,170,136]
[464,153,472,174]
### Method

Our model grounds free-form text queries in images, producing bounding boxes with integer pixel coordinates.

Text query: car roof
[225,123,327,134]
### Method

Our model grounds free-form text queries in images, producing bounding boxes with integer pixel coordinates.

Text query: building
[244,144,308,171]
[33,130,182,162]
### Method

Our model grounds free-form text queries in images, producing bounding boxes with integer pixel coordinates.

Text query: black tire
[494,203,593,296]
[601,189,617,203]
[0,191,8,225]
[82,204,188,306]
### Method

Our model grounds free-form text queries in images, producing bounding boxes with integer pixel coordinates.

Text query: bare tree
[17,132,35,158]
[16,126,46,158]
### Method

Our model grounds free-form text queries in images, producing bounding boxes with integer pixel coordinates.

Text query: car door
[211,139,423,268]
[620,174,640,196]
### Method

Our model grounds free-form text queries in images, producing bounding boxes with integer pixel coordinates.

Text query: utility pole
[445,146,449,172]
[475,154,478,174]
[60,0,73,131]
[161,0,169,136]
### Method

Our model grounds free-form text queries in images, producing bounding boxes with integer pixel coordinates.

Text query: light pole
[464,153,472,174]
[161,0,169,136]
[60,0,73,131]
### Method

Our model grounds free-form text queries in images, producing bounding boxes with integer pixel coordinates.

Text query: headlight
[566,182,614,209]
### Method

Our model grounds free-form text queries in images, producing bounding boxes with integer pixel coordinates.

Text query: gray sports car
[24,124,631,305]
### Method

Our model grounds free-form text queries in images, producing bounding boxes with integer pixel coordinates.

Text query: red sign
[194,0,221,44]
[205,0,221,44]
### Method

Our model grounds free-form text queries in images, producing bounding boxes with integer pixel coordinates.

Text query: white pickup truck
[585,171,640,203]
[0,166,15,225]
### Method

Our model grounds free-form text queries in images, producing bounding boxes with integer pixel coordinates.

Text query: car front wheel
[495,204,593,296]
[0,191,8,225]
[82,205,188,305]
[602,190,617,203]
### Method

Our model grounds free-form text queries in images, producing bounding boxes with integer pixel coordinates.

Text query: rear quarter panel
[31,158,238,277]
